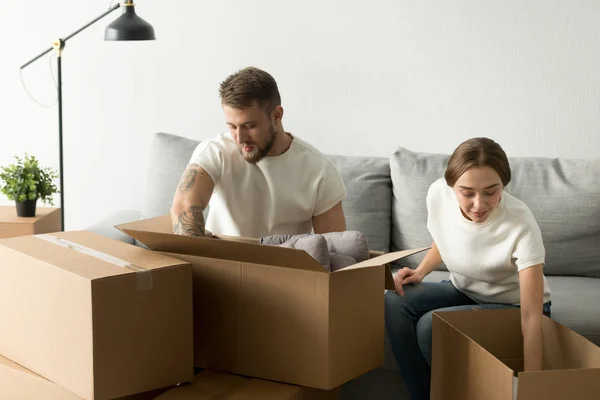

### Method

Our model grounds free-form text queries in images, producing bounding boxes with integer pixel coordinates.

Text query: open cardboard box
[431,308,600,400]
[117,215,429,390]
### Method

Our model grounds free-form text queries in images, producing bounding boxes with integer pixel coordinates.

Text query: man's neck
[267,128,293,157]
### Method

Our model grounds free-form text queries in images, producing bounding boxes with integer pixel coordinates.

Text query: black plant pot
[15,199,37,217]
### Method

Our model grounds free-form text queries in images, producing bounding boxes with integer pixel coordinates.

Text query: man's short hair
[219,67,281,113]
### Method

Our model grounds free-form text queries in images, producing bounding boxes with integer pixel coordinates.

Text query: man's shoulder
[196,132,235,150]
[290,135,335,166]
[191,133,236,158]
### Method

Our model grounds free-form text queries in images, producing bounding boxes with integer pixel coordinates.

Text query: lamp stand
[20,4,122,231]
[20,1,155,231]
[52,39,65,231]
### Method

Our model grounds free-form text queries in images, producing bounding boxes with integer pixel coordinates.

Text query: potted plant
[0,154,59,217]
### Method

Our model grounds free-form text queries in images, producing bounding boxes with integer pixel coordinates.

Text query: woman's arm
[519,264,545,371]
[414,241,443,279]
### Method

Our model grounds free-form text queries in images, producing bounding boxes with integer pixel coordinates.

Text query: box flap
[334,247,430,272]
[430,312,515,400]
[117,215,174,235]
[0,354,35,376]
[0,354,86,400]
[0,353,172,400]
[117,217,326,273]
[516,369,600,400]
[541,316,600,370]
[432,308,524,361]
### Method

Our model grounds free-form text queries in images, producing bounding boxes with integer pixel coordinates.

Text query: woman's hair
[444,137,511,187]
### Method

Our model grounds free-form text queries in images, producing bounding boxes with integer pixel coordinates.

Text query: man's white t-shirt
[188,132,346,238]
[426,178,551,305]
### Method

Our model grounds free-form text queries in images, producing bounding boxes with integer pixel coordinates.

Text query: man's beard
[238,124,277,164]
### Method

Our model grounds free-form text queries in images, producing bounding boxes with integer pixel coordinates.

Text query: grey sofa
[89,132,600,399]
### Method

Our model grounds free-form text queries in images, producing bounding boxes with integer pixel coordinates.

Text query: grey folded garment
[275,234,331,271]
[260,231,369,272]
[321,231,370,263]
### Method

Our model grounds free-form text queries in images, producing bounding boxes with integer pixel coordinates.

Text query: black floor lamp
[20,1,156,231]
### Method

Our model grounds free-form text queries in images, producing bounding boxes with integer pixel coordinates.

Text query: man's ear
[271,105,284,122]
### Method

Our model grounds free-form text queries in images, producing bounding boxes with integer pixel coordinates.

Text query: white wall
[1,0,600,230]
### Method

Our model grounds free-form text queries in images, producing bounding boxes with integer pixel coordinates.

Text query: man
[170,67,347,238]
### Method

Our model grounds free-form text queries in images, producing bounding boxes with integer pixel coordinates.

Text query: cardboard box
[155,369,340,400]
[431,308,600,400]
[0,206,61,238]
[117,215,428,390]
[0,231,194,400]
[0,353,171,400]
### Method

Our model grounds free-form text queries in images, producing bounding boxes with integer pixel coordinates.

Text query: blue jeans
[384,280,551,400]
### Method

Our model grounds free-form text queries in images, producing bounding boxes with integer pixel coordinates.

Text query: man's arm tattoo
[177,163,201,194]
[173,205,205,236]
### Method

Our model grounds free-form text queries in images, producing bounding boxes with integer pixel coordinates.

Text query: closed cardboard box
[155,369,340,400]
[431,308,600,400]
[0,353,170,400]
[0,231,194,400]
[0,206,61,239]
[118,215,428,390]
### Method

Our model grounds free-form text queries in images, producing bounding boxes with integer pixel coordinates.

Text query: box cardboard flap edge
[336,247,430,271]
[117,216,326,272]
[117,216,431,279]
[339,247,430,291]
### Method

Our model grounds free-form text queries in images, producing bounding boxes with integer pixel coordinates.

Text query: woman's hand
[393,267,424,296]
[393,242,441,296]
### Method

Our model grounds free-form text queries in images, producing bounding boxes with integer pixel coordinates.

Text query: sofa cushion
[544,276,600,346]
[389,148,450,269]
[141,132,203,220]
[390,147,600,278]
[329,155,392,252]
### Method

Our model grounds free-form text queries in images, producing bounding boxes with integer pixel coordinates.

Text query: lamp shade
[105,5,155,41]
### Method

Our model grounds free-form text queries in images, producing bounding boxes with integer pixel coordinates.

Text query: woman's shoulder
[426,177,454,209]
[502,191,540,228]
[427,177,450,198]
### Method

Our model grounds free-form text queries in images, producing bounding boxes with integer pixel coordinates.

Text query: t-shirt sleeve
[425,178,443,232]
[313,161,347,216]
[512,217,545,271]
[188,140,223,185]
[426,182,435,214]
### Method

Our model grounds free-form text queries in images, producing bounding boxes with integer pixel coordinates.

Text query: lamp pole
[19,3,128,231]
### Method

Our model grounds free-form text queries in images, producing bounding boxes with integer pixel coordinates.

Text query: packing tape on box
[36,234,153,291]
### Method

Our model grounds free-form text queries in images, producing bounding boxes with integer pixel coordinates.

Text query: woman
[385,137,551,400]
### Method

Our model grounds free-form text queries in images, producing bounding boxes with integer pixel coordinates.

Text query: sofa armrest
[86,209,142,244]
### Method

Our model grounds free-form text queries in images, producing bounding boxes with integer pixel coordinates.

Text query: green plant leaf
[0,154,59,204]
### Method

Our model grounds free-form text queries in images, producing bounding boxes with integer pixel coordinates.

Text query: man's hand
[393,267,423,296]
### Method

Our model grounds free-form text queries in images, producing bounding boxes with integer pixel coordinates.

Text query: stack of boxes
[0,215,426,399]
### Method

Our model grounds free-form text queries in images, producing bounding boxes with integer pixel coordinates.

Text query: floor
[340,368,409,400]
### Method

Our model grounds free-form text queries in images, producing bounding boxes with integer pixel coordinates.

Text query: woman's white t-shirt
[188,132,346,238]
[426,178,551,305]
